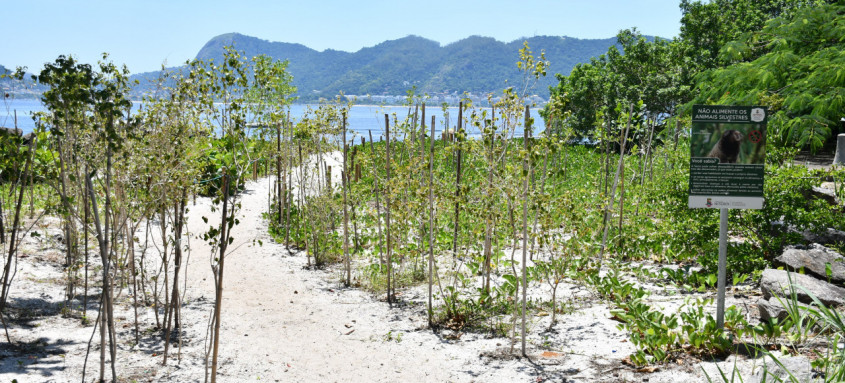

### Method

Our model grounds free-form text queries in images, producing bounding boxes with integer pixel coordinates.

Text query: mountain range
[3,33,632,101]
[189,33,619,101]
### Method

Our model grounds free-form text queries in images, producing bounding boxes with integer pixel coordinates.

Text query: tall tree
[690,2,845,151]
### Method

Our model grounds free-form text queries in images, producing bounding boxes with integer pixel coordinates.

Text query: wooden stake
[210,174,229,383]
[277,122,283,227]
[598,104,633,271]
[368,130,384,265]
[521,106,530,357]
[451,102,463,259]
[428,115,435,327]
[342,113,351,286]
[385,115,393,306]
[483,107,495,294]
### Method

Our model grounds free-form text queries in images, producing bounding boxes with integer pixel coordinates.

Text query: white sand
[1,173,781,382]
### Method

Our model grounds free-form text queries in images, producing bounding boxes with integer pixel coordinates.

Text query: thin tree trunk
[427,115,435,327]
[384,114,393,306]
[298,141,306,264]
[342,113,351,286]
[0,139,33,321]
[529,149,549,260]
[419,104,427,278]
[164,195,185,365]
[84,166,90,316]
[210,175,230,383]
[598,104,632,271]
[368,130,384,265]
[285,119,293,249]
[86,149,117,383]
[277,122,283,227]
[636,117,656,216]
[619,159,625,255]
[0,182,5,247]
[521,106,530,357]
[127,222,140,344]
[451,103,463,260]
[483,108,495,294]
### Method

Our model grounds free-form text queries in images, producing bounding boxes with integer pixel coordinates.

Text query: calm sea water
[0,98,545,140]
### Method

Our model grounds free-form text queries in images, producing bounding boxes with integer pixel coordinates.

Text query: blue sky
[2,0,682,74]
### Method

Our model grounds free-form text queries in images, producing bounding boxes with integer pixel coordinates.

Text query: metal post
[833,133,845,166]
[716,208,728,329]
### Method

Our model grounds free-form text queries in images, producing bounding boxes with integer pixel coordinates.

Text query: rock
[749,356,812,383]
[757,298,787,322]
[23,132,36,145]
[776,244,845,285]
[756,298,811,322]
[801,228,845,245]
[803,186,839,206]
[0,126,22,137]
[760,269,845,307]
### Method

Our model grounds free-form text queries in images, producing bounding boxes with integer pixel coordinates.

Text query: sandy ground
[0,168,803,382]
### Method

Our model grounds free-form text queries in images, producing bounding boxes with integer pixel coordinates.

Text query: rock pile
[757,244,845,321]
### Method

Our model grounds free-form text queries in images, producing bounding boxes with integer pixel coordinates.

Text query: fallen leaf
[637,366,659,373]
[541,351,560,358]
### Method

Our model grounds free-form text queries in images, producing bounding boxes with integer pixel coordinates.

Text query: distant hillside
[136,33,622,101]
[0,64,44,99]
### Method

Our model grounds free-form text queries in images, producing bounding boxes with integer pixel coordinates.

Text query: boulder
[801,228,845,245]
[756,297,810,322]
[0,126,22,137]
[775,244,845,285]
[760,268,845,307]
[748,356,813,383]
[757,298,787,322]
[802,186,839,206]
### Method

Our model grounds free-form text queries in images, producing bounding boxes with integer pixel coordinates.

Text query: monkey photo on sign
[707,129,743,163]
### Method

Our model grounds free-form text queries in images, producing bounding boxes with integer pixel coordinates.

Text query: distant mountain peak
[134,32,623,101]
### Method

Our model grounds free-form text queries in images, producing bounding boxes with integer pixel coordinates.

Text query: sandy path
[3,165,772,382]
[175,177,469,382]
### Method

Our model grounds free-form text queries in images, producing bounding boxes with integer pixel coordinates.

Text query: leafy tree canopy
[690,2,844,151]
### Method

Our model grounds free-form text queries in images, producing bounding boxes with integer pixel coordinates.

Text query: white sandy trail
[178,174,469,382]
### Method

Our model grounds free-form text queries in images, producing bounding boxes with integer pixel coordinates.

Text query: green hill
[184,32,622,101]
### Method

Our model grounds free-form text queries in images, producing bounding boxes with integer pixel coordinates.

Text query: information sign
[688,105,767,209]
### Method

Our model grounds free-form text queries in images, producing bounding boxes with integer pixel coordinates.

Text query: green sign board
[688,105,767,209]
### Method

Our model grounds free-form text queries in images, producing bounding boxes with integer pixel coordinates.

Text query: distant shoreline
[3,94,548,108]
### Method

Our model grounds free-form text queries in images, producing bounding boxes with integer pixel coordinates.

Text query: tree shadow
[0,337,76,378]
[4,296,65,328]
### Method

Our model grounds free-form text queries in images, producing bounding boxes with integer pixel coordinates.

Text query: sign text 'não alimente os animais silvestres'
[688,105,767,210]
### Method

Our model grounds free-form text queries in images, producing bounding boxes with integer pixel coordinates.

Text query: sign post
[688,105,767,328]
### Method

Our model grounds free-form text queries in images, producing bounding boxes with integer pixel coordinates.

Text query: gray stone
[801,228,845,245]
[756,298,812,322]
[760,268,845,307]
[776,244,845,285]
[757,298,788,322]
[0,126,22,136]
[749,356,813,383]
[803,186,839,206]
